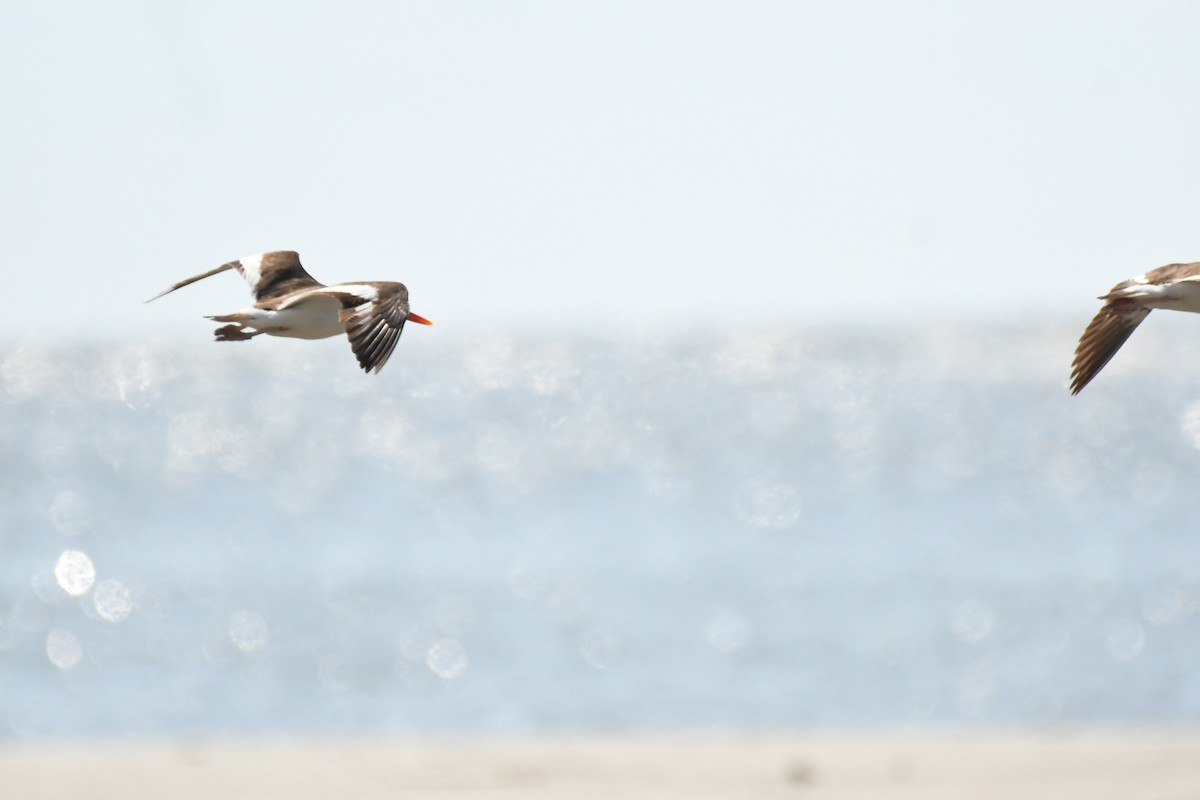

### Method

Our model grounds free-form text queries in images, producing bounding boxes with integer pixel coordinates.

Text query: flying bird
[147,251,432,374]
[1070,262,1200,394]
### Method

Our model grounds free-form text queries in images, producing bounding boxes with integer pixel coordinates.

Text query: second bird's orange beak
[406,312,433,326]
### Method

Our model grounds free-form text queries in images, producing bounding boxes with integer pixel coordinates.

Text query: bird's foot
[213,324,257,341]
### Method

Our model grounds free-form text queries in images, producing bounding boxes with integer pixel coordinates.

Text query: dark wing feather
[247,251,324,304]
[335,283,411,374]
[1070,306,1150,395]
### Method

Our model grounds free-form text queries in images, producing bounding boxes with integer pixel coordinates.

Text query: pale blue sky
[5,2,1200,342]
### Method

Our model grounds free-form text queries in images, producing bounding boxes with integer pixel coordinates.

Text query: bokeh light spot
[54,550,95,597]
[425,638,468,680]
[92,579,133,623]
[228,610,269,652]
[48,490,93,537]
[45,629,82,670]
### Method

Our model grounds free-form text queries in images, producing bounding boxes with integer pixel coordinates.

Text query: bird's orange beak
[407,312,433,326]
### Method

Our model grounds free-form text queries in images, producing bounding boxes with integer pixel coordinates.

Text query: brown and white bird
[147,250,432,374]
[1071,262,1200,394]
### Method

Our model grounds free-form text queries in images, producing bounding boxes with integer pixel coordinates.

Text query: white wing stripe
[239,253,264,292]
[328,284,380,301]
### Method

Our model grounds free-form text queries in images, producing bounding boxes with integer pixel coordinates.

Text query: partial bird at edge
[1071,261,1200,395]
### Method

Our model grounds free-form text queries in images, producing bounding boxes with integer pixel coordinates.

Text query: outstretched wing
[1070,306,1150,395]
[331,282,412,374]
[146,250,323,304]
[235,251,324,303]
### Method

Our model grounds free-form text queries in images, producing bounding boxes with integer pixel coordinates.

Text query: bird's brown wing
[1070,306,1150,395]
[332,283,412,374]
[243,251,324,303]
[146,250,323,304]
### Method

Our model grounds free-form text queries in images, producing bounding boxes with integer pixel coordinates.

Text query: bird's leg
[213,324,260,341]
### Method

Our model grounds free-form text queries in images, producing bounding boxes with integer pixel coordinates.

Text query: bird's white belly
[247,296,345,339]
[1164,281,1200,313]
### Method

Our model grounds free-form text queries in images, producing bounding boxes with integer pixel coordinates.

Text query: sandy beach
[4,730,1200,800]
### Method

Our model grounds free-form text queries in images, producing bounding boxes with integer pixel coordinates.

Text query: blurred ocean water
[2,323,1200,739]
